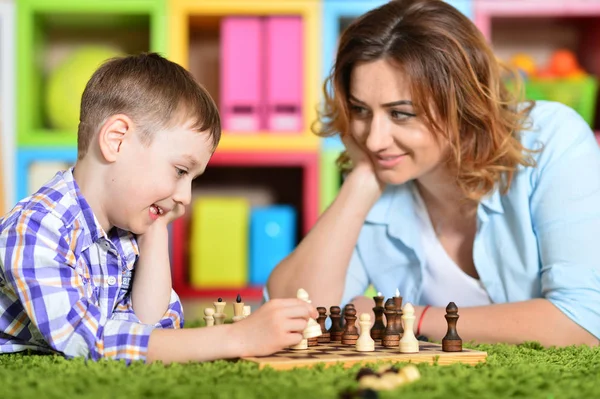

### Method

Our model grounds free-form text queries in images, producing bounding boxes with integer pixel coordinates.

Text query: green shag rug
[1,339,598,399]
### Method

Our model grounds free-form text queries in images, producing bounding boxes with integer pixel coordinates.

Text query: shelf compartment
[169,0,321,152]
[171,150,319,299]
[16,0,167,148]
[16,147,77,201]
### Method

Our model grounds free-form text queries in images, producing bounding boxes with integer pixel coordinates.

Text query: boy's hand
[231,298,318,357]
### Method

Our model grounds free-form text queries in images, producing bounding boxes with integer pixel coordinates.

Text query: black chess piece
[370,296,386,341]
[328,306,344,342]
[442,302,462,352]
[317,307,331,343]
[382,298,399,348]
[341,304,359,345]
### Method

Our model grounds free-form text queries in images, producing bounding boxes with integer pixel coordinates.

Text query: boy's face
[107,121,213,235]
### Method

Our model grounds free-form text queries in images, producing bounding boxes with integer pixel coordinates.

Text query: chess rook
[442,302,463,352]
[341,304,359,345]
[328,306,344,342]
[317,307,331,343]
[382,298,400,348]
[203,307,215,327]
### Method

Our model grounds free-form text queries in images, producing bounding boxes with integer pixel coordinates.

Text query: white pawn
[398,303,419,353]
[296,288,322,339]
[203,307,215,327]
[356,313,375,352]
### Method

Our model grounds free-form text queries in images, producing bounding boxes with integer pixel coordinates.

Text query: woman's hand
[341,133,386,194]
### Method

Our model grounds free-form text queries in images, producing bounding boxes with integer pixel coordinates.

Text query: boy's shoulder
[0,169,88,240]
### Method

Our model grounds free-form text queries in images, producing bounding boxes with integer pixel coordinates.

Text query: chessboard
[241,341,487,371]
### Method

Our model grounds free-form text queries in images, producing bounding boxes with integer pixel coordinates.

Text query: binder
[220,17,263,132]
[189,197,249,288]
[249,205,297,285]
[264,16,303,132]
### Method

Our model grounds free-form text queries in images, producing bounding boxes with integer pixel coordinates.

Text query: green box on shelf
[16,0,167,148]
[524,75,598,127]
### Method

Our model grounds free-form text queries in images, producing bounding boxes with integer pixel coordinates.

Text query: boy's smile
[103,118,214,235]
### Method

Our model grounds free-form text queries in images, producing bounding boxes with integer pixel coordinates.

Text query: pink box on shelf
[264,16,303,133]
[220,17,263,132]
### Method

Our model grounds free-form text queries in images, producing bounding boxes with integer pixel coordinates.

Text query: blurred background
[1,0,599,317]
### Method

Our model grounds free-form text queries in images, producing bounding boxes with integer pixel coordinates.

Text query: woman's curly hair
[314,0,537,201]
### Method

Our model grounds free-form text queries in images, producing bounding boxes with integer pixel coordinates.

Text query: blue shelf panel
[16,147,78,202]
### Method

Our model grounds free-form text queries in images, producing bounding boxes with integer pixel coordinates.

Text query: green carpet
[1,341,598,399]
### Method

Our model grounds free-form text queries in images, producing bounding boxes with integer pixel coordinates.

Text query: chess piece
[203,307,215,327]
[232,293,245,322]
[370,293,386,341]
[289,338,308,350]
[317,307,331,343]
[213,297,227,325]
[296,288,322,339]
[393,294,404,338]
[307,336,319,346]
[341,304,359,345]
[328,306,344,341]
[398,303,419,353]
[442,302,463,352]
[382,298,399,347]
[356,313,375,352]
[243,305,251,318]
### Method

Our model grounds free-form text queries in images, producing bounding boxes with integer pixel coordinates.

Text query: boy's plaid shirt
[0,168,184,362]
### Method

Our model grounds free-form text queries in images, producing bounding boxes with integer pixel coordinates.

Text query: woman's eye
[350,105,368,117]
[176,167,188,178]
[391,110,415,121]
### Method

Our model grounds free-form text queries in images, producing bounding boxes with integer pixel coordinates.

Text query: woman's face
[348,59,449,185]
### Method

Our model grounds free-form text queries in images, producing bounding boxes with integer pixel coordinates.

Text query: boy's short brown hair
[77,52,221,159]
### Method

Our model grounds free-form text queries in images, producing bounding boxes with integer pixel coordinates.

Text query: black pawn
[442,302,462,352]
[328,306,344,342]
[341,304,359,345]
[317,307,331,343]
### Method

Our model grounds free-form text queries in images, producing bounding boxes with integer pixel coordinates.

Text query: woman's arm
[416,299,598,346]
[267,165,382,306]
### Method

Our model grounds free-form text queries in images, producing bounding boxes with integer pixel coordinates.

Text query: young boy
[0,53,316,363]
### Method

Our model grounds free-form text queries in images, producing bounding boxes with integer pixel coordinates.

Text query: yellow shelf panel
[218,132,320,152]
[169,0,321,153]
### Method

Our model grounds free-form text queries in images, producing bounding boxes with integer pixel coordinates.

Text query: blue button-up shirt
[342,101,600,339]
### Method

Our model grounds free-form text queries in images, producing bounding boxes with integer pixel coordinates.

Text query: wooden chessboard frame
[241,341,487,370]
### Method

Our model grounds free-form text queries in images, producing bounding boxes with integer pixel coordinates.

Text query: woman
[267,0,600,346]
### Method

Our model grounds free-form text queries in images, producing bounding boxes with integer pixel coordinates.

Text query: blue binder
[249,205,297,285]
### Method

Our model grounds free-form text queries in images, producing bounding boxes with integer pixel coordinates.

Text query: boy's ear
[97,114,133,163]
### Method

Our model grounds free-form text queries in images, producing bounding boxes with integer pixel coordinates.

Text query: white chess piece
[203,308,215,327]
[296,288,322,339]
[289,338,308,350]
[213,300,227,325]
[243,305,251,318]
[356,313,375,352]
[398,303,419,353]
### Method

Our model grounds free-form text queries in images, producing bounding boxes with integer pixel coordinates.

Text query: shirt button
[107,276,117,286]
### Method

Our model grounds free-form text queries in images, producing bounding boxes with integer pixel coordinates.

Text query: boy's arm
[131,218,176,325]
[0,210,155,361]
